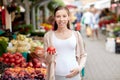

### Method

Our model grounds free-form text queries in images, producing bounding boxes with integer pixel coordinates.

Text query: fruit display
[0,52,47,80]
[0,52,46,68]
[30,46,45,62]
[1,67,46,80]
[7,34,43,53]
[0,34,47,80]
[0,52,26,67]
[40,23,53,31]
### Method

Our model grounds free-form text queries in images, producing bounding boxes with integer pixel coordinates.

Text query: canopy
[83,0,111,10]
[66,5,77,9]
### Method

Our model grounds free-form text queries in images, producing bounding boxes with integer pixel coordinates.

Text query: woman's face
[55,9,69,28]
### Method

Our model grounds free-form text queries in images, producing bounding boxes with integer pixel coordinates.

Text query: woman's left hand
[65,67,80,78]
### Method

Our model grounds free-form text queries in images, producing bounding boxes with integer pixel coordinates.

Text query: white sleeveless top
[52,32,79,76]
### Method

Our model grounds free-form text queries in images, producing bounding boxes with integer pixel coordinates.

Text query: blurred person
[44,6,87,80]
[81,8,94,39]
[75,11,83,22]
[85,24,92,37]
[92,9,101,39]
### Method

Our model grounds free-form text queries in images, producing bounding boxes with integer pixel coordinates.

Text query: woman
[44,6,87,80]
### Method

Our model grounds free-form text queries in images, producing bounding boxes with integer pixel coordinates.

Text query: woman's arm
[76,31,87,71]
[44,31,54,64]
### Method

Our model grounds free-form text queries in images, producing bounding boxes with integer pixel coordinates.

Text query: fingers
[66,73,74,78]
[47,50,56,55]
[65,68,80,78]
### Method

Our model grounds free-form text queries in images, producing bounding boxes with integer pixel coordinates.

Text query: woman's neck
[57,27,69,33]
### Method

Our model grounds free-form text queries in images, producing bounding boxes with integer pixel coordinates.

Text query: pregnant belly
[55,58,79,76]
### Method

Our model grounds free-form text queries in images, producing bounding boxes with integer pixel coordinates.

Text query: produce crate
[0,67,46,80]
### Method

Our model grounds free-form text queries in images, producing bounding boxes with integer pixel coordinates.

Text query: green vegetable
[0,37,9,56]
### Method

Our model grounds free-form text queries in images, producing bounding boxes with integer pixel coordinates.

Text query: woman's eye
[56,15,60,18]
[56,15,68,18]
[63,15,67,17]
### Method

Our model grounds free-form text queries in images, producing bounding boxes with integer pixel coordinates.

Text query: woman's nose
[59,17,64,20]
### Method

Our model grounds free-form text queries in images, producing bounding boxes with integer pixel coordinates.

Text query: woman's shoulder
[44,30,54,37]
[73,30,80,34]
[73,30,82,38]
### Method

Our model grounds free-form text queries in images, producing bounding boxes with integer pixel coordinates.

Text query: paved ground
[81,30,120,80]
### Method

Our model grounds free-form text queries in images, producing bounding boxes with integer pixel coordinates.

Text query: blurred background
[0,0,120,80]
[0,0,119,32]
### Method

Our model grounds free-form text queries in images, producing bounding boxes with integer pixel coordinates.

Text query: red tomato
[4,58,9,63]
[2,53,8,58]
[8,54,14,58]
[47,46,56,55]
[10,58,15,63]
[15,55,20,60]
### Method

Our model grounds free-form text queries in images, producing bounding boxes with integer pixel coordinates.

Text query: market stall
[0,34,46,80]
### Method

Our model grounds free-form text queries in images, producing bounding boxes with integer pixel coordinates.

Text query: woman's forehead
[55,9,69,15]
